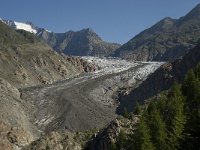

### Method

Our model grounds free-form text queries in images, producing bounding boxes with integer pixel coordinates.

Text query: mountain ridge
[112,3,200,61]
[1,19,120,57]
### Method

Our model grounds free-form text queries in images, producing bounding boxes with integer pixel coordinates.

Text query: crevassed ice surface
[81,56,164,76]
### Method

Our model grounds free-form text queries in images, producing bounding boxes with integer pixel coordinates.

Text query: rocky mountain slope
[1,19,120,57]
[19,58,161,150]
[112,4,200,61]
[2,5,200,150]
[84,38,200,150]
[117,42,200,114]
[0,22,98,88]
[38,28,120,57]
[85,115,139,150]
[0,21,162,149]
[0,22,99,150]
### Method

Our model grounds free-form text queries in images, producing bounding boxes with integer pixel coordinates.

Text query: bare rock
[24,131,82,150]
[0,78,20,98]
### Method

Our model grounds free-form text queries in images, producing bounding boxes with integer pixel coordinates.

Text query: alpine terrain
[112,4,200,61]
[1,19,120,57]
[0,2,200,150]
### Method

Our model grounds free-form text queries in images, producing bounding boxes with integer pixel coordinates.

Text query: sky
[0,0,200,44]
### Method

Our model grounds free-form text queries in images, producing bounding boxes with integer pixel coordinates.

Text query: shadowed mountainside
[117,42,200,113]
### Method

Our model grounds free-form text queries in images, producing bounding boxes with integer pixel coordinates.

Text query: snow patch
[14,21,37,34]
[45,29,51,33]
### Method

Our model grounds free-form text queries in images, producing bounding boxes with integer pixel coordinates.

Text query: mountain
[1,19,120,57]
[0,19,38,34]
[0,21,98,88]
[0,22,101,149]
[38,28,120,57]
[112,4,200,61]
[117,41,200,113]
[85,41,200,150]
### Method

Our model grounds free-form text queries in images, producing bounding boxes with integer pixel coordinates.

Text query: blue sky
[0,0,200,44]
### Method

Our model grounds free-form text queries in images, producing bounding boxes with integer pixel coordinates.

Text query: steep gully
[19,57,164,134]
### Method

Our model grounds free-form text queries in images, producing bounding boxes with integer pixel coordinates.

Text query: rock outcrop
[85,115,139,150]
[0,78,38,150]
[23,131,82,150]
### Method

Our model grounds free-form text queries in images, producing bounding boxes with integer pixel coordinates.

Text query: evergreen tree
[116,130,127,149]
[166,83,186,150]
[182,69,197,102]
[156,95,167,114]
[194,63,200,79]
[132,117,155,150]
[148,109,168,150]
[119,67,200,150]
[123,107,130,118]
[134,102,142,115]
[182,69,200,149]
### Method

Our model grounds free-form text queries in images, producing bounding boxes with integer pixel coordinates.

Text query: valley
[20,57,163,133]
[1,2,200,150]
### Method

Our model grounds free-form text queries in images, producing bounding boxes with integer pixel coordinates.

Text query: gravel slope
[20,57,163,133]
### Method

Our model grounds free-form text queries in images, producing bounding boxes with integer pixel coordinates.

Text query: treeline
[112,65,200,150]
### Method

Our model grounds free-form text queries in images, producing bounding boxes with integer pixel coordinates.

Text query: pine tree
[166,83,186,150]
[156,95,167,114]
[116,130,127,149]
[123,107,130,118]
[182,69,196,102]
[132,117,155,150]
[134,102,142,115]
[182,69,200,149]
[194,63,200,79]
[148,109,168,150]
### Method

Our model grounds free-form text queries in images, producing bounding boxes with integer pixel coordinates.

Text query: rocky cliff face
[112,4,200,61]
[23,131,82,150]
[85,115,139,150]
[38,28,120,57]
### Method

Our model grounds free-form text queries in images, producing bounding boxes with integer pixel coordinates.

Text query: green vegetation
[132,117,155,150]
[0,22,39,46]
[123,107,131,119]
[73,128,98,148]
[112,65,200,150]
[134,102,142,115]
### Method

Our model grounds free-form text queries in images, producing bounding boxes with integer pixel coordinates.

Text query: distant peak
[87,28,93,31]
[153,17,176,30]
[163,17,174,21]
[194,3,200,9]
[81,28,98,35]
[82,28,95,33]
[184,3,200,18]
[191,3,200,12]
